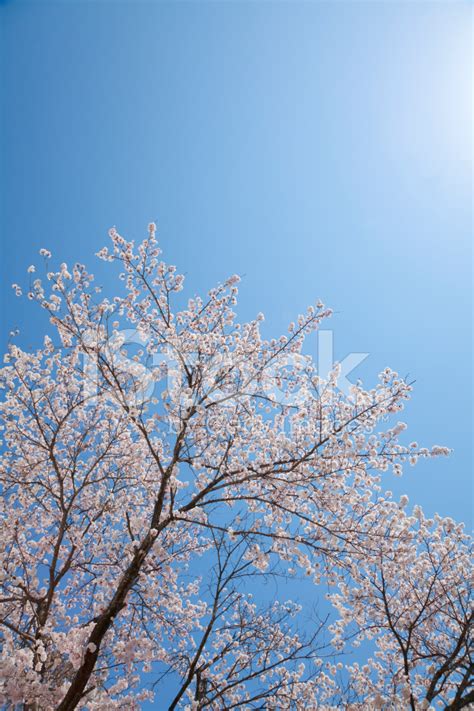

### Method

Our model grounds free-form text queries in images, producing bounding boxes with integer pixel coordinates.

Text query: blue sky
[1,0,471,528]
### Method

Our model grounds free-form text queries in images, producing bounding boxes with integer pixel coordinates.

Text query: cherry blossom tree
[328,505,472,710]
[0,224,468,710]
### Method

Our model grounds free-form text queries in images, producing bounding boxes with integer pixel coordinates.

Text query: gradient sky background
[1,0,472,615]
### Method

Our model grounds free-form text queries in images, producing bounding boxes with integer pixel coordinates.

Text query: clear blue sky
[1,0,471,528]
